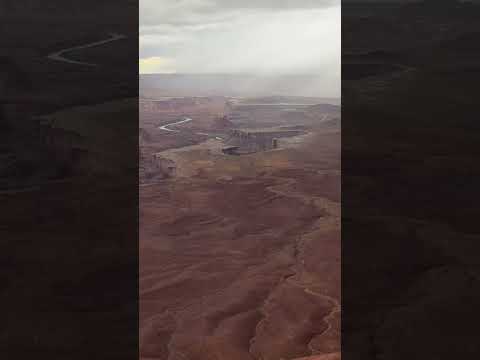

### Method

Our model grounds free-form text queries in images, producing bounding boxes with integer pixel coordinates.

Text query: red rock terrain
[140,97,340,360]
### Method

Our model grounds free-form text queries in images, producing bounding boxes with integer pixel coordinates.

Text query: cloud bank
[140,0,340,96]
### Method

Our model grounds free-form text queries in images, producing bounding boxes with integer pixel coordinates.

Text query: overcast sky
[140,0,340,79]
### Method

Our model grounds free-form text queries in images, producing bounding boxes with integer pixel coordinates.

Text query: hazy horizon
[140,0,340,97]
[140,73,340,100]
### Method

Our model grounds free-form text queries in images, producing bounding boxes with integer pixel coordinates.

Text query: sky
[139,0,340,80]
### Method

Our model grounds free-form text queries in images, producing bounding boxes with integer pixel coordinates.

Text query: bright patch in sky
[139,56,176,74]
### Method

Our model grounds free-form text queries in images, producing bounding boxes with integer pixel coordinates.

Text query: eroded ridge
[140,96,340,360]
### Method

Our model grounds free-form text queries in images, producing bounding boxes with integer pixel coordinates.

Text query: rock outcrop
[224,129,303,155]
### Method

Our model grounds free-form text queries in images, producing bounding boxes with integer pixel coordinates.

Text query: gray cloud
[207,0,340,10]
[141,0,339,25]
[140,0,340,96]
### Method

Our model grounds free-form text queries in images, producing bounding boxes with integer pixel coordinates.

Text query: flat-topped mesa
[140,96,224,114]
[210,114,234,130]
[140,98,199,111]
[224,128,304,155]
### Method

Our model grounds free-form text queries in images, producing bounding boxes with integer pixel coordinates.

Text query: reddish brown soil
[140,98,340,360]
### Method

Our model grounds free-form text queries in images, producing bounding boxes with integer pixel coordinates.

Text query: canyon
[140,93,340,360]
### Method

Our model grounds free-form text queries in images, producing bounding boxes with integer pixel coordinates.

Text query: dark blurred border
[342,1,480,359]
[0,1,138,358]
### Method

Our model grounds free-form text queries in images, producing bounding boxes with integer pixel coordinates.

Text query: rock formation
[224,129,303,155]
